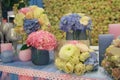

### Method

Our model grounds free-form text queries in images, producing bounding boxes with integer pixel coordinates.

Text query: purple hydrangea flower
[60,13,92,32]
[84,52,98,71]
[23,19,40,34]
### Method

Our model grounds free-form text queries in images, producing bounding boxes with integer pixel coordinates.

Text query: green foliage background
[43,0,120,45]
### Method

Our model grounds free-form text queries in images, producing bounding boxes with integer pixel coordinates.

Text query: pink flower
[19,7,31,15]
[26,30,57,51]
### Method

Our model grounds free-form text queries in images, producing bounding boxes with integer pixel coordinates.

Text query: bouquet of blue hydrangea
[59,13,92,40]
[60,13,92,31]
[23,19,40,34]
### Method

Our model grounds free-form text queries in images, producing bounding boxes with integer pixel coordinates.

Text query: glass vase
[31,47,49,65]
[66,30,91,44]
[66,30,87,40]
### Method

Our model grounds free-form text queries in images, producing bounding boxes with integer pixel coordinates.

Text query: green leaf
[20,44,30,50]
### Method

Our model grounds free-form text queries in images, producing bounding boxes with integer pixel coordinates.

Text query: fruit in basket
[59,44,80,61]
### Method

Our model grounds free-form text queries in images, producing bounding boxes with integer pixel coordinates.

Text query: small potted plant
[18,44,31,62]
[26,30,57,65]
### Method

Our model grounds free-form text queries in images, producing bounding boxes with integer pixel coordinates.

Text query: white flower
[80,16,90,26]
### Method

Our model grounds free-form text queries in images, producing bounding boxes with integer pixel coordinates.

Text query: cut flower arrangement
[102,37,120,80]
[59,13,92,40]
[26,30,57,51]
[60,13,92,32]
[55,40,98,75]
[26,30,57,65]
[14,5,50,42]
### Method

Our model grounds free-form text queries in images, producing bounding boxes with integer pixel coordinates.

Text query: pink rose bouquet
[26,30,57,51]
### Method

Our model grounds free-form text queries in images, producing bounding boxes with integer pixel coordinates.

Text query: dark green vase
[31,47,49,65]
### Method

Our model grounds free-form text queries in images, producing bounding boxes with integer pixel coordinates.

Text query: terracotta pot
[19,48,31,62]
[0,43,13,52]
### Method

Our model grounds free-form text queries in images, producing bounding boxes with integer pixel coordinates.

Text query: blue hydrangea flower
[60,13,92,32]
[84,52,98,71]
[23,19,40,34]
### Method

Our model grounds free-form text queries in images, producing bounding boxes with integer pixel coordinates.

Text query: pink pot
[0,43,13,52]
[19,48,31,62]
[18,75,33,80]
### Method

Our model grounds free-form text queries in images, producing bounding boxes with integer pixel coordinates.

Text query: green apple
[59,44,80,61]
